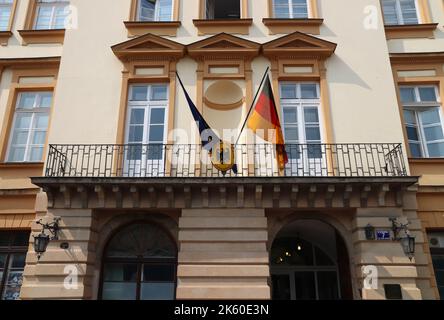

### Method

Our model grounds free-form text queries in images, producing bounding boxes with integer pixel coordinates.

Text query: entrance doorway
[270,219,352,300]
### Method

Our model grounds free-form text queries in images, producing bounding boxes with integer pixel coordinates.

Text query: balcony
[44,143,407,178]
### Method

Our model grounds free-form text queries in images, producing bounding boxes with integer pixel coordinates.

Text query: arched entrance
[270,219,353,300]
[99,223,177,300]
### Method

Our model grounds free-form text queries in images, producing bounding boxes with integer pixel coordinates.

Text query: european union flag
[176,72,220,151]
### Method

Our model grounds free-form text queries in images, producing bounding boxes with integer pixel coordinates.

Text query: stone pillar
[352,188,433,300]
[176,209,270,299]
[21,192,97,299]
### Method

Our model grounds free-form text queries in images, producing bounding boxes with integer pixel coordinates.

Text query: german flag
[247,75,288,169]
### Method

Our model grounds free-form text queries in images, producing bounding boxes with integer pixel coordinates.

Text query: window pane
[151,86,167,101]
[39,92,53,108]
[11,232,29,247]
[131,86,148,101]
[418,87,437,102]
[130,109,145,125]
[305,127,321,141]
[8,147,25,162]
[424,126,444,142]
[18,93,37,109]
[403,109,416,124]
[32,131,47,145]
[35,114,49,129]
[149,125,164,142]
[29,147,44,162]
[406,126,419,141]
[129,126,144,142]
[304,108,319,123]
[409,143,422,157]
[382,0,398,25]
[273,0,290,18]
[0,253,6,269]
[272,275,291,300]
[143,264,175,282]
[0,6,11,31]
[294,272,316,300]
[283,108,297,123]
[11,131,29,145]
[35,6,52,29]
[103,263,138,282]
[400,87,415,102]
[315,247,334,266]
[432,256,444,270]
[15,114,32,129]
[147,144,164,160]
[427,143,444,157]
[285,127,298,141]
[140,283,175,300]
[420,109,441,125]
[102,283,137,300]
[126,144,143,161]
[139,0,155,21]
[292,0,308,18]
[157,0,173,21]
[150,109,165,125]
[281,85,297,99]
[300,84,318,99]
[54,6,68,29]
[400,0,418,24]
[317,271,339,300]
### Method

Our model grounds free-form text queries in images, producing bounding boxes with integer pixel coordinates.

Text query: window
[273,0,309,19]
[280,83,322,159]
[400,85,444,158]
[205,0,240,19]
[6,91,53,163]
[101,224,177,300]
[137,0,173,22]
[381,0,419,25]
[0,231,30,300]
[124,84,168,177]
[0,0,13,31]
[34,0,69,30]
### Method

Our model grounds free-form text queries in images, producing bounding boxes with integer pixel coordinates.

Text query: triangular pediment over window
[187,33,261,59]
[262,32,337,59]
[112,33,186,61]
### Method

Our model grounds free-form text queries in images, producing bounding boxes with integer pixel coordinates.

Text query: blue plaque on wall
[376,230,391,240]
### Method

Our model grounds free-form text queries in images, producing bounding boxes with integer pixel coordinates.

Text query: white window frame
[6,91,53,163]
[124,84,169,177]
[34,0,70,30]
[137,0,174,22]
[401,85,444,158]
[278,82,325,176]
[272,0,310,19]
[382,0,421,25]
[0,0,13,32]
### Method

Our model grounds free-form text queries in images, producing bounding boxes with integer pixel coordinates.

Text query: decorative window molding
[194,0,252,35]
[0,58,60,163]
[111,33,185,154]
[126,0,181,37]
[19,0,69,45]
[0,0,17,45]
[262,18,323,35]
[390,53,444,159]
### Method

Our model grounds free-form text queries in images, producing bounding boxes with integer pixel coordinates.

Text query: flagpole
[235,67,270,146]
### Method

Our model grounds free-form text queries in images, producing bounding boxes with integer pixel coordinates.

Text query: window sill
[408,158,444,163]
[0,31,13,46]
[124,21,181,37]
[18,29,65,45]
[262,18,323,35]
[0,162,44,169]
[192,19,253,36]
[384,23,438,40]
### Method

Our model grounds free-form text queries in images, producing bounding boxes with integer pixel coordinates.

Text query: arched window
[100,223,177,300]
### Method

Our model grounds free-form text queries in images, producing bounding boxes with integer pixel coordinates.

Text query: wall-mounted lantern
[389,217,415,261]
[33,218,61,260]
[365,224,375,240]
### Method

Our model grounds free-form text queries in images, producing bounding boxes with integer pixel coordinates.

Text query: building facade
[0,0,443,300]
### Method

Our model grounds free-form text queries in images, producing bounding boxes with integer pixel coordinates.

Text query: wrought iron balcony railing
[44,143,407,178]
